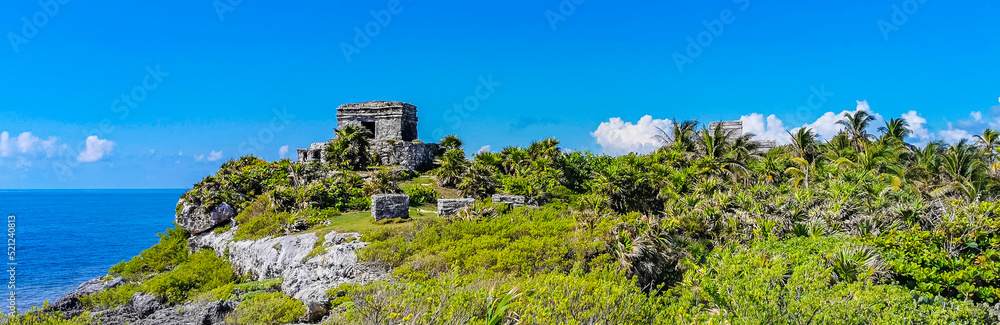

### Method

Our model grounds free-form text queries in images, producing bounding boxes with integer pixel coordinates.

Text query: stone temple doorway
[362,121,376,137]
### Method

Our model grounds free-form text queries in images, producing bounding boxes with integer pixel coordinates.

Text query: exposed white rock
[188,228,386,305]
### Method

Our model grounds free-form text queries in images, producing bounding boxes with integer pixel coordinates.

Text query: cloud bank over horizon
[592,101,995,155]
[0,131,119,164]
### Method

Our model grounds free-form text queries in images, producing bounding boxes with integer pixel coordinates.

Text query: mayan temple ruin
[297,101,439,171]
[708,121,777,152]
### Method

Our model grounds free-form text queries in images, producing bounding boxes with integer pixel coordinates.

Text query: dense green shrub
[328,269,660,325]
[226,292,305,325]
[657,237,992,324]
[78,283,140,309]
[109,226,189,280]
[140,250,236,305]
[872,201,1000,302]
[402,184,439,206]
[0,305,94,325]
[179,156,294,214]
[359,205,614,277]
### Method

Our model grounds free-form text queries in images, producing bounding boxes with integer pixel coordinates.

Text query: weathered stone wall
[371,194,410,221]
[372,141,439,172]
[375,118,404,141]
[492,194,528,207]
[336,101,418,141]
[437,198,475,217]
[297,142,329,163]
[708,120,777,152]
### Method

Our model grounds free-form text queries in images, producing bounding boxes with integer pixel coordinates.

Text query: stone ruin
[708,120,777,152]
[492,194,530,207]
[437,198,475,217]
[371,194,410,221]
[297,101,439,171]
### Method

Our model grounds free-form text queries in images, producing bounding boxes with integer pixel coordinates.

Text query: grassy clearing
[401,175,460,199]
[308,207,439,235]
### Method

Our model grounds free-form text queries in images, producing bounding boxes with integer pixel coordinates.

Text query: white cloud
[278,145,289,158]
[195,154,204,161]
[207,150,223,162]
[77,136,115,162]
[901,110,930,143]
[477,145,491,154]
[739,113,790,145]
[801,100,883,141]
[0,132,10,157]
[938,123,974,144]
[591,115,673,155]
[971,111,983,121]
[589,100,995,153]
[0,131,65,159]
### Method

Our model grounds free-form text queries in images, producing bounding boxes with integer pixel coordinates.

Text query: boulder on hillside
[176,200,235,234]
[52,276,125,312]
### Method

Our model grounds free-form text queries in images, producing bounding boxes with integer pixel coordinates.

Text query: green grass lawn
[400,175,461,199]
[308,207,439,235]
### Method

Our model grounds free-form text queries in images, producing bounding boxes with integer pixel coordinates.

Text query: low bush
[872,210,1000,302]
[657,237,992,324]
[328,269,662,325]
[109,226,189,280]
[226,292,305,325]
[358,205,613,277]
[401,184,439,206]
[0,305,94,325]
[78,283,140,310]
[140,250,237,305]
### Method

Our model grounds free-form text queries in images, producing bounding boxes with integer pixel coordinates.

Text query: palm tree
[832,141,907,190]
[325,125,372,170]
[974,129,1000,165]
[434,149,468,187]
[789,128,819,161]
[785,157,815,189]
[936,140,988,199]
[692,125,749,180]
[878,118,911,145]
[528,138,561,161]
[908,142,944,190]
[784,128,820,190]
[837,111,876,150]
[439,134,463,153]
[654,119,698,153]
[499,146,527,175]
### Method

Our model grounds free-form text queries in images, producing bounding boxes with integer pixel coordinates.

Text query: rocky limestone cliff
[57,227,387,324]
[187,228,388,304]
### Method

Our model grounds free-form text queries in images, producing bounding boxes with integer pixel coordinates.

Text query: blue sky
[0,0,998,188]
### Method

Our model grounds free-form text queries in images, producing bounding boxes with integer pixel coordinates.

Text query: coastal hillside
[11,114,1000,324]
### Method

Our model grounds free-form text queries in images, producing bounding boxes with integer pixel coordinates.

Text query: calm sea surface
[0,189,184,311]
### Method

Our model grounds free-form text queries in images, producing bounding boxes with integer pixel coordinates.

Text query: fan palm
[325,125,372,170]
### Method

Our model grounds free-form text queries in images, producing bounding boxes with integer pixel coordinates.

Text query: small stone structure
[371,194,410,221]
[492,194,528,207]
[708,120,777,152]
[437,198,475,217]
[297,142,330,163]
[337,101,418,141]
[297,101,438,171]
